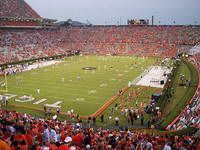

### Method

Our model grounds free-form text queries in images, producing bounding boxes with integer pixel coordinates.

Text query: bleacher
[166,44,200,131]
[0,26,200,65]
[0,0,41,19]
[0,109,199,149]
[0,0,200,149]
[61,26,200,57]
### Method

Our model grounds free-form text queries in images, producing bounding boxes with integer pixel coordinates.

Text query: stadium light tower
[152,15,154,26]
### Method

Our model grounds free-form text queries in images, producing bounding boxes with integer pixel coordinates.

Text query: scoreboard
[127,19,149,25]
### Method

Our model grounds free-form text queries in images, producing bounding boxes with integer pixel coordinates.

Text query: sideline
[7,86,129,119]
[165,59,200,130]
[91,87,129,117]
[8,104,88,119]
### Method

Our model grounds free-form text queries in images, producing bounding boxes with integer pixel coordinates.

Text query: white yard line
[45,101,63,108]
[33,98,47,105]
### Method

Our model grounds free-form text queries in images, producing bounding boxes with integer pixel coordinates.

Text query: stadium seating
[0,20,41,26]
[0,26,200,65]
[0,109,199,149]
[1,1,200,149]
[0,0,41,19]
[0,29,69,64]
[61,26,200,57]
[167,48,200,131]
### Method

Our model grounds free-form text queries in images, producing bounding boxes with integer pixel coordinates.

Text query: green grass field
[0,55,161,117]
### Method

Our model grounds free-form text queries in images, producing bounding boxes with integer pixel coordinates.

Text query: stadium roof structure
[0,0,41,19]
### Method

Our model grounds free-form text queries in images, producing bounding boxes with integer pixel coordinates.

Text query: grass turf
[159,59,198,128]
[0,55,160,117]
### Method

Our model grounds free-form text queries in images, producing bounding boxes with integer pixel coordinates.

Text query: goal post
[0,72,8,92]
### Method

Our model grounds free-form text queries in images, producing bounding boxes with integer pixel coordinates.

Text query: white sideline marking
[100,83,108,87]
[33,99,47,105]
[52,101,63,105]
[110,78,116,81]
[45,101,63,108]
[4,94,17,100]
[0,94,17,100]
[75,98,85,101]
[88,90,97,94]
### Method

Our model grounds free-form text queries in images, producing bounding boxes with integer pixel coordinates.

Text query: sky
[25,0,200,25]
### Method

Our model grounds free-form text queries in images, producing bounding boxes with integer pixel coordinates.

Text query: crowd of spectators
[61,26,200,57]
[1,26,200,65]
[0,28,69,64]
[0,109,200,150]
[1,1,200,149]
[169,92,200,130]
[166,45,200,131]
[0,20,41,27]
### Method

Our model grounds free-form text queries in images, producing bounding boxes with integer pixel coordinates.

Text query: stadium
[0,0,200,149]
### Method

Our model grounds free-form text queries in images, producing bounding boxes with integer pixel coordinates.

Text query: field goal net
[0,72,8,92]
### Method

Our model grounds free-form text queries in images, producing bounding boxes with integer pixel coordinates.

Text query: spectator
[42,125,50,143]
[0,139,10,150]
[59,136,72,150]
[114,116,119,126]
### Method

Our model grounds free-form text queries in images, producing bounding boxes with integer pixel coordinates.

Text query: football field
[0,55,161,116]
